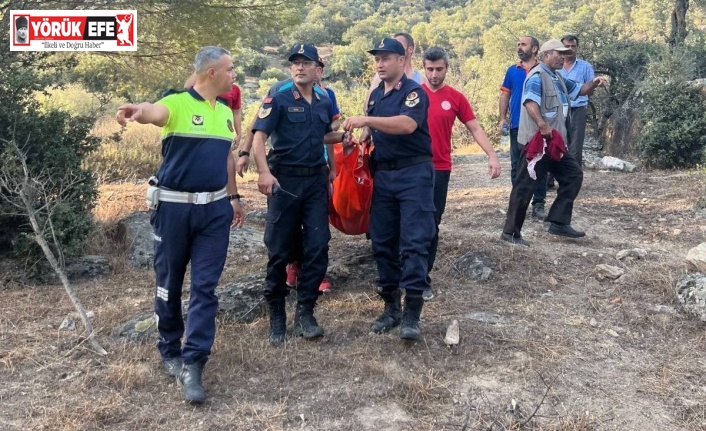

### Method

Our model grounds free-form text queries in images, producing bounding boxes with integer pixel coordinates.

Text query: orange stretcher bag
[329,142,373,235]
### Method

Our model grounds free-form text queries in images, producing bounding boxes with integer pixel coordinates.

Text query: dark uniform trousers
[264,170,330,304]
[371,161,436,294]
[428,169,450,275]
[151,199,233,364]
[503,147,583,236]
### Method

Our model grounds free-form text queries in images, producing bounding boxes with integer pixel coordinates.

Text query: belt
[274,165,327,177]
[375,156,431,171]
[158,187,227,205]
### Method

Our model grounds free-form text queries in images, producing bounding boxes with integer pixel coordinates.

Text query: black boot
[371,289,401,333]
[292,302,324,339]
[177,358,207,404]
[161,357,183,377]
[400,294,424,342]
[268,298,287,346]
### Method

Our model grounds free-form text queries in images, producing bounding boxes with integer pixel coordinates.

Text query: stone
[36,256,110,283]
[119,211,266,268]
[589,318,598,327]
[134,316,156,333]
[444,320,460,346]
[116,312,156,342]
[595,264,624,281]
[217,273,267,322]
[59,317,75,331]
[606,329,620,337]
[616,248,648,261]
[652,305,678,315]
[464,311,509,325]
[676,273,706,321]
[453,252,492,281]
[65,255,110,280]
[686,243,706,273]
[601,98,641,158]
[598,156,636,172]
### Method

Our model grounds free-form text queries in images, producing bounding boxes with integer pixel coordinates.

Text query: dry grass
[3,157,706,430]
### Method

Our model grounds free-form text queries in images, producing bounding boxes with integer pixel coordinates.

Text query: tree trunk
[20,192,108,355]
[668,0,689,50]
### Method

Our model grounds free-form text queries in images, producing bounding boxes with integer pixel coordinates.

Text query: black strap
[375,156,431,171]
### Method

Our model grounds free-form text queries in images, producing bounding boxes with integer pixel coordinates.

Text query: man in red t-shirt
[422,46,501,299]
[185,73,242,149]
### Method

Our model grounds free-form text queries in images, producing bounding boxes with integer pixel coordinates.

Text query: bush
[0,53,99,261]
[329,45,367,78]
[635,81,706,168]
[259,67,288,81]
[236,49,270,77]
[635,52,706,169]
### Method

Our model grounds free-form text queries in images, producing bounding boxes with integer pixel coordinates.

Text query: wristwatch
[238,150,250,157]
[228,194,241,201]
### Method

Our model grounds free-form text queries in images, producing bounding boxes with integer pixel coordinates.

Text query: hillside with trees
[4,2,706,430]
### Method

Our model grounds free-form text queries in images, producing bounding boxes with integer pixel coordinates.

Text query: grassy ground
[2,153,706,430]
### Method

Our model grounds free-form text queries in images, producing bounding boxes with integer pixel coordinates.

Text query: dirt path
[2,154,706,430]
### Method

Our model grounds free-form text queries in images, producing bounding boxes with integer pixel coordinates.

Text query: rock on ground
[676,273,706,321]
[453,252,492,281]
[595,264,625,281]
[120,211,266,268]
[616,248,648,261]
[686,243,706,273]
[117,273,267,342]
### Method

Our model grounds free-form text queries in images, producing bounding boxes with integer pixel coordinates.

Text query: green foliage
[0,51,99,261]
[635,52,706,168]
[65,0,306,101]
[239,49,270,77]
[330,45,368,79]
[259,67,288,81]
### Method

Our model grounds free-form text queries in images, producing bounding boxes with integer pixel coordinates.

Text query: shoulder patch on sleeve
[263,97,273,104]
[405,91,420,107]
[258,106,272,119]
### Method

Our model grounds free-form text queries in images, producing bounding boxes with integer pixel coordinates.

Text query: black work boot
[371,289,402,333]
[292,302,324,339]
[177,358,207,404]
[400,294,424,342]
[268,298,287,346]
[161,357,183,377]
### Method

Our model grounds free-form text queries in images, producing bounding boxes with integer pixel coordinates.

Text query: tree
[0,138,107,355]
[668,0,689,49]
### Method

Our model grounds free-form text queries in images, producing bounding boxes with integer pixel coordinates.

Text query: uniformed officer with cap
[343,37,435,342]
[252,43,350,346]
[116,46,245,404]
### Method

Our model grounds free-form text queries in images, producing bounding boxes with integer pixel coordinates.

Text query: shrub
[635,81,706,168]
[236,49,270,77]
[0,53,99,261]
[259,67,288,81]
[635,51,706,169]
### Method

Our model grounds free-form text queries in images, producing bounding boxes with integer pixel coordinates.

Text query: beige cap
[540,39,572,53]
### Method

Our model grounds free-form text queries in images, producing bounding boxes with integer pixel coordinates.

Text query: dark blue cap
[288,43,319,63]
[367,38,405,56]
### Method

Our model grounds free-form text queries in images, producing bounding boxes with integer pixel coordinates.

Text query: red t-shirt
[219,85,242,110]
[422,83,476,171]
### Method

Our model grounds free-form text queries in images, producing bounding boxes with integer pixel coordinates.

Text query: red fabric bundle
[329,142,373,235]
[525,129,567,162]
